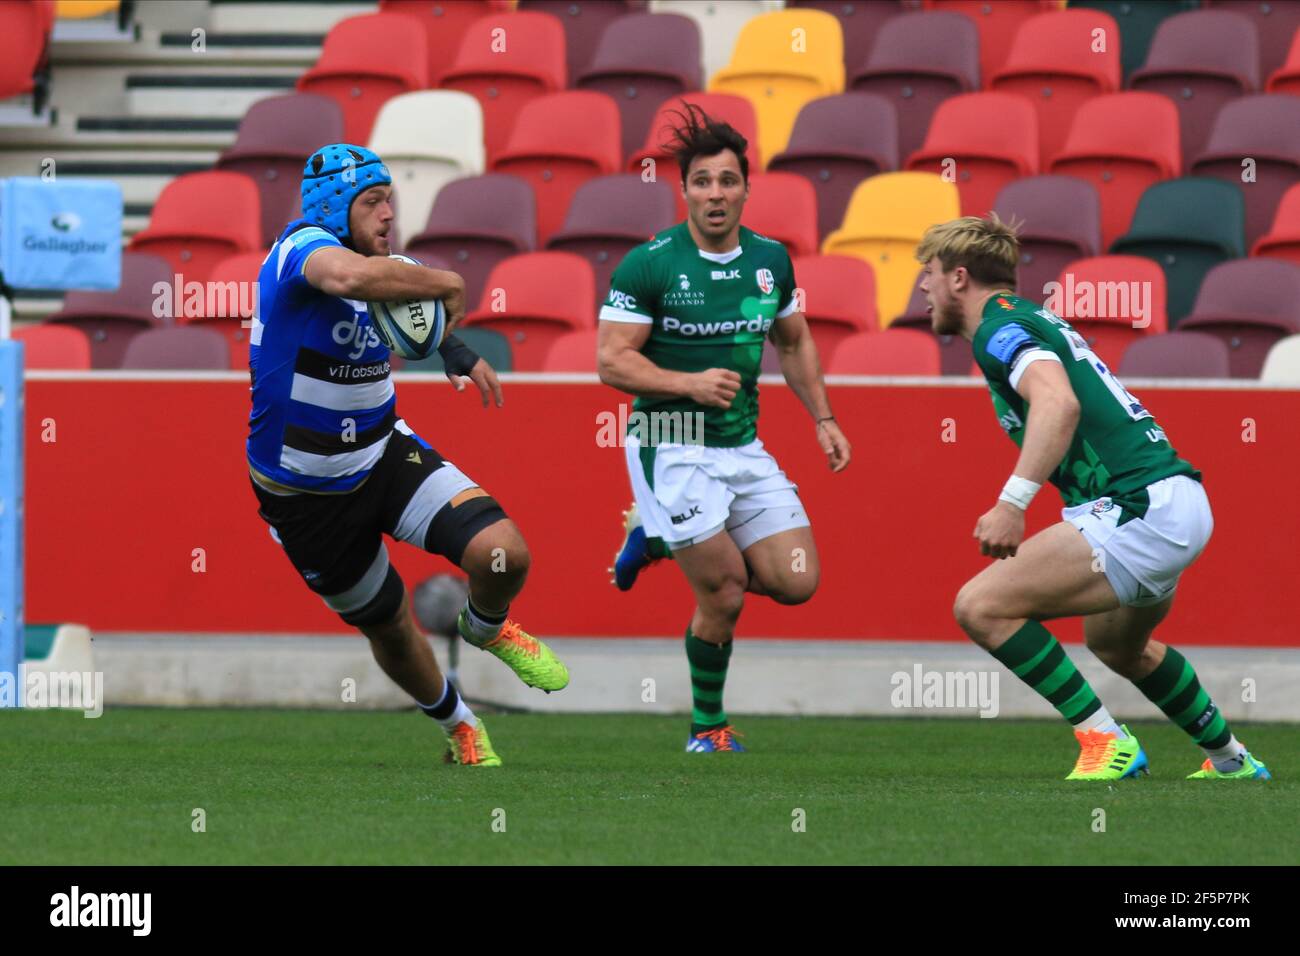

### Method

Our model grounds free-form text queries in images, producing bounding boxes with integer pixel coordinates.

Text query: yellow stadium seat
[822,172,960,326]
[708,9,843,168]
[57,0,119,18]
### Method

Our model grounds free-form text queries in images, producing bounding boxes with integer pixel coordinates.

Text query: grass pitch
[1,709,1294,865]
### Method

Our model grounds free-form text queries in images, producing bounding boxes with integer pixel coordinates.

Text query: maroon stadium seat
[1051,255,1168,369]
[989,8,1122,169]
[13,324,91,371]
[1189,94,1300,249]
[906,92,1038,219]
[129,171,262,285]
[545,174,675,312]
[1047,92,1181,250]
[464,252,596,370]
[740,172,819,259]
[519,0,646,87]
[849,12,978,165]
[793,254,877,357]
[542,328,599,372]
[1206,0,1300,79]
[404,174,536,310]
[0,0,53,108]
[1129,10,1260,171]
[1252,183,1300,266]
[828,328,942,375]
[216,93,345,247]
[993,175,1103,303]
[575,12,702,165]
[789,0,909,77]
[1117,331,1233,379]
[378,0,506,87]
[1178,259,1300,377]
[767,93,899,244]
[120,326,231,371]
[296,13,427,144]
[489,91,623,246]
[48,251,173,368]
[439,11,567,166]
[926,0,1058,86]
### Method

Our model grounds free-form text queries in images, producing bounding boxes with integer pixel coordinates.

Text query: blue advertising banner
[0,177,122,291]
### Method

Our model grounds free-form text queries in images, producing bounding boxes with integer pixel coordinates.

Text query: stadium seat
[1049,255,1168,369]
[489,91,623,247]
[575,12,703,166]
[404,174,537,312]
[216,93,345,248]
[295,13,428,145]
[368,91,486,242]
[1109,178,1246,326]
[1251,183,1300,266]
[822,171,961,325]
[989,8,1122,169]
[849,11,980,164]
[1189,95,1300,249]
[187,251,268,371]
[739,173,819,258]
[1129,10,1261,171]
[766,93,899,245]
[0,0,54,111]
[542,328,599,372]
[993,175,1103,303]
[1178,259,1300,377]
[396,325,513,373]
[119,326,231,371]
[545,174,676,313]
[1259,334,1300,383]
[1069,0,1202,83]
[788,0,909,77]
[47,251,173,369]
[927,0,1059,84]
[792,254,877,356]
[378,0,507,88]
[129,172,262,285]
[438,11,567,165]
[1206,0,1300,79]
[890,273,975,376]
[708,8,845,165]
[1117,331,1233,379]
[827,328,942,375]
[464,252,596,370]
[905,92,1039,219]
[1047,92,1181,250]
[650,1,786,84]
[1268,29,1300,93]
[12,324,91,370]
[519,0,644,86]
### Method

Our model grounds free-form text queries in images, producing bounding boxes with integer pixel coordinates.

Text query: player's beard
[931,298,964,336]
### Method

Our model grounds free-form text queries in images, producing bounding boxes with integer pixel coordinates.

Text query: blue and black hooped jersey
[246,219,396,493]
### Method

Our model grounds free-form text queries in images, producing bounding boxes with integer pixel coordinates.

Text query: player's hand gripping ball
[366,254,447,359]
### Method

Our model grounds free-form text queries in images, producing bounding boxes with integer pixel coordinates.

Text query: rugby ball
[367,254,447,359]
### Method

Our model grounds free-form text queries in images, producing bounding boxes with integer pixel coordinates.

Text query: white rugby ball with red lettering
[367,254,447,359]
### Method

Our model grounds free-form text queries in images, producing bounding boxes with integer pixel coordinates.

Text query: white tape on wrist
[998,474,1041,511]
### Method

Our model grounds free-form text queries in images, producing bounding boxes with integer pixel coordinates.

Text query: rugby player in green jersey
[917,213,1270,781]
[598,104,852,753]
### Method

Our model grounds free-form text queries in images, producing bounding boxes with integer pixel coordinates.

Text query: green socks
[686,628,732,735]
[1133,646,1232,749]
[647,536,671,560]
[990,621,1104,724]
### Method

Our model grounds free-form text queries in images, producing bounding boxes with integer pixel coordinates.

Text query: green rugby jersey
[598,221,798,447]
[973,292,1199,508]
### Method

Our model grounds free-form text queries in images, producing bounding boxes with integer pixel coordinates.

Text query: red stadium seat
[1266,27,1300,94]
[989,8,1122,169]
[1178,259,1300,377]
[925,0,1059,86]
[1117,331,1233,379]
[993,175,1103,303]
[48,251,173,368]
[827,328,941,375]
[119,326,231,371]
[1049,255,1168,369]
[740,172,819,258]
[1252,183,1300,266]
[464,252,596,370]
[438,11,566,166]
[519,0,645,87]
[0,0,54,109]
[542,328,599,372]
[792,254,877,356]
[296,13,428,145]
[216,93,345,247]
[186,251,268,370]
[489,91,623,247]
[13,324,91,370]
[1047,92,1180,250]
[129,172,262,285]
[378,0,507,88]
[905,92,1038,218]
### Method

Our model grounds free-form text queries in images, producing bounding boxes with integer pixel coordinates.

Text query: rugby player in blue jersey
[247,145,568,767]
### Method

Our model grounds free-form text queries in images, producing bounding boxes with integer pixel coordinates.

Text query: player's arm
[769,310,850,472]
[303,246,467,331]
[596,320,739,407]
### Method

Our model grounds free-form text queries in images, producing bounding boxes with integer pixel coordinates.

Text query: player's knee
[336,566,405,629]
[953,583,996,639]
[701,576,746,620]
[1089,639,1148,677]
[768,569,819,606]
[462,521,530,583]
